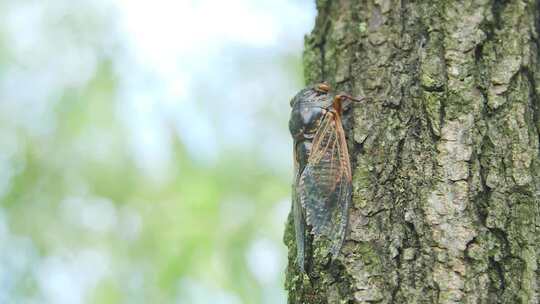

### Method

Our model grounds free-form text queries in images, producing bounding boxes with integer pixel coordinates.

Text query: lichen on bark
[284,1,540,303]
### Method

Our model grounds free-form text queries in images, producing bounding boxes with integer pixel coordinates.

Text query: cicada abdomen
[289,83,365,272]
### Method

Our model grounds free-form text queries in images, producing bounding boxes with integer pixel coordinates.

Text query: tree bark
[284,0,540,303]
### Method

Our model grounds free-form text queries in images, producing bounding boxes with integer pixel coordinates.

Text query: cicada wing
[292,181,305,271]
[292,159,306,271]
[327,168,351,258]
[298,112,352,259]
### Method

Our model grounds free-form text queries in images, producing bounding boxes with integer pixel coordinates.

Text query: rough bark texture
[284,0,540,303]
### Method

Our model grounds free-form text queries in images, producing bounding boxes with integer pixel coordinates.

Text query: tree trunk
[284,0,540,303]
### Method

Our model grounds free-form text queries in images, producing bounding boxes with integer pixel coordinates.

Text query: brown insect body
[289,84,364,272]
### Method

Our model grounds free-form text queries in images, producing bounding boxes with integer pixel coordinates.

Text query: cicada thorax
[289,86,332,172]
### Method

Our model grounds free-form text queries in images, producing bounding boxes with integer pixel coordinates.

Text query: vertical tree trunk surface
[284,1,540,303]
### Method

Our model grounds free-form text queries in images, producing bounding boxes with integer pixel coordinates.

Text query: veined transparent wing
[298,110,352,259]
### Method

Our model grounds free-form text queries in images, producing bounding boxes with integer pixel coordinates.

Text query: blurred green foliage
[0,1,312,303]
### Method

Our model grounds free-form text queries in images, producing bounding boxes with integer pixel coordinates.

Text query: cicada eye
[316,83,330,93]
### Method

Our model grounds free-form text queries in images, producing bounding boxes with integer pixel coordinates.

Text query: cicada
[289,83,365,271]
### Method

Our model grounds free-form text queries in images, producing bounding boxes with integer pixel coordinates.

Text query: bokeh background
[0,1,315,303]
